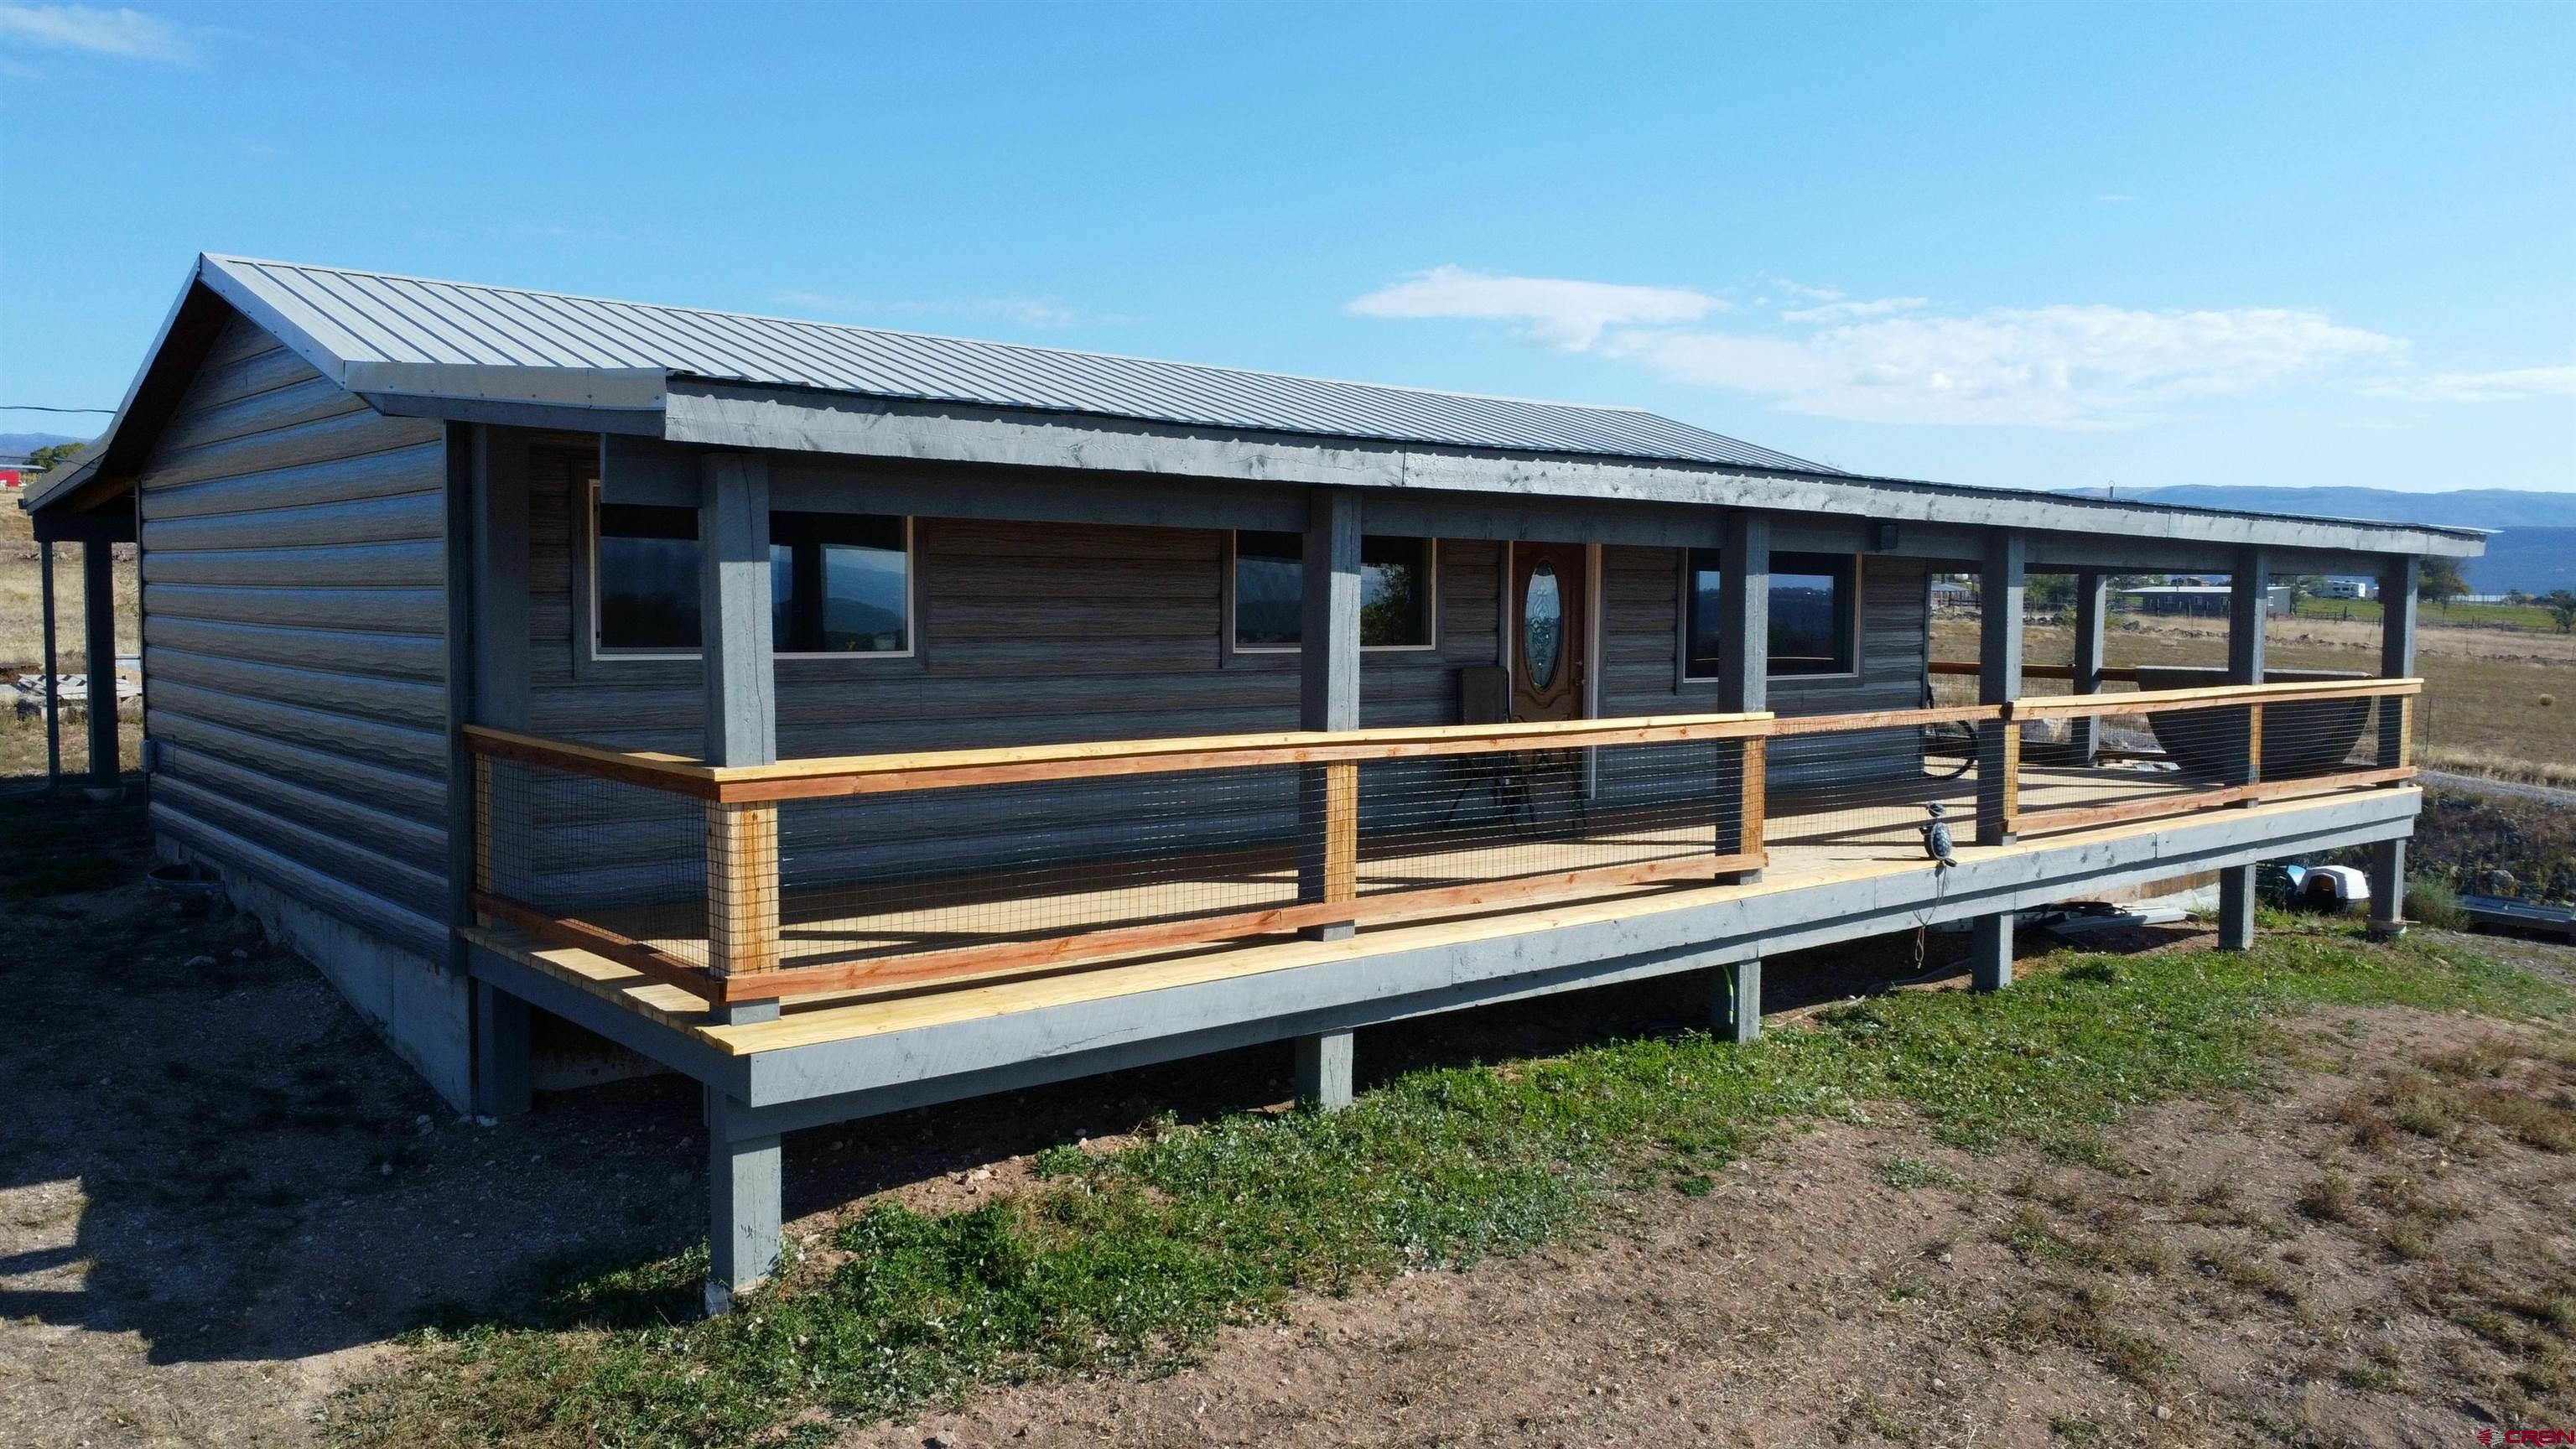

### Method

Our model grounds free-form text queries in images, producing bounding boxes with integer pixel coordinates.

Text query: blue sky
[3,0,2569,492]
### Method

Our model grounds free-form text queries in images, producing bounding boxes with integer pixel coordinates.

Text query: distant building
[2113,584,2293,618]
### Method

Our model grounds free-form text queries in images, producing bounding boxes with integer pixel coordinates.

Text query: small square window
[1231,532,1436,650]
[771,512,910,654]
[1685,549,1858,678]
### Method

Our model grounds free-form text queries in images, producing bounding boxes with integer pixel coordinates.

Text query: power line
[1,404,114,414]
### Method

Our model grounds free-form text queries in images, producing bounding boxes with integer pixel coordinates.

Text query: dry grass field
[1934,610,2576,788]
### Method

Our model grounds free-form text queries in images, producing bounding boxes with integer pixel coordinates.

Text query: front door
[1510,543,1587,722]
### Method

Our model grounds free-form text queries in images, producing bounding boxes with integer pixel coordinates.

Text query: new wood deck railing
[463,676,2418,1006]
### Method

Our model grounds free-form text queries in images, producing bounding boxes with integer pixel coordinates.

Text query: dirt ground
[860,1002,2576,1449]
[3,789,2572,1447]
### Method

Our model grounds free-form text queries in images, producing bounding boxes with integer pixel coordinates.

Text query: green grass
[327,927,2571,1449]
[2284,595,2563,632]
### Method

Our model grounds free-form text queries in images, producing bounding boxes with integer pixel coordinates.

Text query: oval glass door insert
[1524,562,1563,688]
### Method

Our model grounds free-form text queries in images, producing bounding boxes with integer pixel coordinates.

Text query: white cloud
[1352,267,2414,428]
[1780,295,1927,325]
[1347,265,1725,351]
[2368,363,2576,404]
[0,5,192,62]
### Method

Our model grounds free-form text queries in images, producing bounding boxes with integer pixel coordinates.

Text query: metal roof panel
[197,255,1829,471]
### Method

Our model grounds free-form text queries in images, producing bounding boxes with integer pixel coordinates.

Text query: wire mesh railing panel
[742,742,1754,972]
[463,682,2412,996]
[476,755,713,969]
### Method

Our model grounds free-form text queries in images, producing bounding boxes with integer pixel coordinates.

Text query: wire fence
[466,678,2414,998]
[476,732,1761,979]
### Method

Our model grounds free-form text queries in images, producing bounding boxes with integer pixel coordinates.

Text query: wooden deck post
[1971,912,2014,992]
[1714,957,1761,1042]
[1713,511,1768,883]
[1975,530,2023,846]
[1294,1030,1354,1111]
[2219,547,2270,950]
[700,452,783,1025]
[82,539,118,795]
[2368,555,2419,939]
[704,1088,782,1316]
[2069,569,2106,764]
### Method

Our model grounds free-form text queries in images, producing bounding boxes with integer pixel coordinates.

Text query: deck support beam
[2369,555,2419,939]
[2069,569,2106,764]
[1713,956,1761,1041]
[456,424,536,1114]
[701,453,782,1026]
[1298,486,1362,941]
[704,1089,782,1316]
[1971,913,2013,992]
[1713,512,1769,884]
[82,538,118,793]
[2218,547,2270,950]
[1294,1030,1353,1112]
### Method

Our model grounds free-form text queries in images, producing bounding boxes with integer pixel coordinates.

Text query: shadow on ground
[0,781,2089,1368]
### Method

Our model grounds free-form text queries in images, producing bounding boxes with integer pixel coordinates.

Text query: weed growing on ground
[327,927,2571,1449]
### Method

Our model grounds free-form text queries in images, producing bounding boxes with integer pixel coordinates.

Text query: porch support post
[2369,556,2420,940]
[39,539,61,789]
[1971,530,2024,985]
[1294,1029,1354,1112]
[2218,546,2270,951]
[701,453,781,1026]
[1713,512,1769,884]
[1293,486,1363,1106]
[1713,956,1761,1042]
[1971,912,2013,993]
[2069,569,2106,764]
[704,1088,782,1316]
[1297,486,1361,938]
[82,539,118,793]
[1976,530,2023,845]
[457,425,539,1113]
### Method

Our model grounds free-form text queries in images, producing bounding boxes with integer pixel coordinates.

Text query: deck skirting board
[730,787,2419,1114]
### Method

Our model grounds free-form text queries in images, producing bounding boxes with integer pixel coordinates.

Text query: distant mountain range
[0,431,82,460]
[2059,486,2576,596]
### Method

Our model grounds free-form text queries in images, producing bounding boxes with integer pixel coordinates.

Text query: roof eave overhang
[655,377,2490,560]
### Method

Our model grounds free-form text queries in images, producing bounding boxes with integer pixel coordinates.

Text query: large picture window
[1230,532,1436,651]
[591,494,911,657]
[1684,549,1858,679]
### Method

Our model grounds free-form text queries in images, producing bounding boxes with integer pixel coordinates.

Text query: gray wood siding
[1601,545,1929,792]
[525,450,1499,756]
[139,314,450,957]
[515,450,1926,903]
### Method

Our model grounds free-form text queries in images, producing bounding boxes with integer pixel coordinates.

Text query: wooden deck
[460,765,2407,1065]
